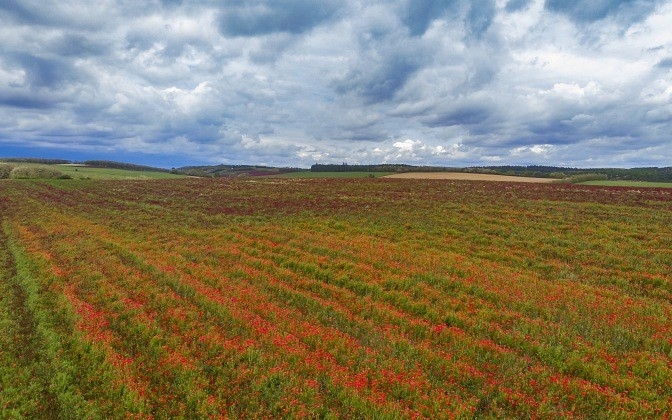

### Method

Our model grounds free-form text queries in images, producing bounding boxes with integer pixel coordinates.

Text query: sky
[1,0,671,169]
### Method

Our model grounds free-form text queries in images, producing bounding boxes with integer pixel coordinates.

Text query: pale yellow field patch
[384,172,555,183]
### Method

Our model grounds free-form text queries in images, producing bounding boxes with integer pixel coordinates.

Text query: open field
[55,164,187,180]
[384,172,555,183]
[276,171,395,178]
[1,178,671,418]
[1,162,186,180]
[581,180,672,188]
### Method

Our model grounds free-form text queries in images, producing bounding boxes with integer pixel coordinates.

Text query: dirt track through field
[384,172,555,183]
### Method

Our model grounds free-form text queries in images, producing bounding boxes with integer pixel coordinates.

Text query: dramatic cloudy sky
[1,0,671,168]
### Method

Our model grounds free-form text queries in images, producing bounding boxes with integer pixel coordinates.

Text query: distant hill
[3,158,670,182]
[0,157,71,165]
[310,164,672,182]
[82,160,171,173]
[0,158,171,173]
[463,165,672,182]
[175,164,303,177]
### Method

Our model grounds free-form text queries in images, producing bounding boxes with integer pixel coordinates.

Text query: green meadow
[56,165,186,180]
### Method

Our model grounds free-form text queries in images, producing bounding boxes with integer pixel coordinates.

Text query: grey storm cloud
[333,51,427,104]
[465,0,497,38]
[0,94,55,110]
[403,0,459,36]
[218,0,342,36]
[161,0,183,7]
[657,57,672,68]
[1,0,671,168]
[5,53,90,90]
[421,105,492,128]
[50,34,110,57]
[0,0,125,29]
[403,0,497,38]
[0,0,47,24]
[544,0,665,24]
[505,0,534,12]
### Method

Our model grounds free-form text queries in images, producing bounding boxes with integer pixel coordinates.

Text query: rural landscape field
[1,177,671,418]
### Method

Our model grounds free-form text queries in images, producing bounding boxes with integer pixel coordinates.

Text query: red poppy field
[1,178,671,418]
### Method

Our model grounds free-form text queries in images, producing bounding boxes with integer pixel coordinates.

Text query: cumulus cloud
[1,0,671,168]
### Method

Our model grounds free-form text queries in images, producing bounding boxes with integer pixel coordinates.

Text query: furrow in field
[1,178,670,417]
[18,211,436,416]
[115,220,653,416]
[0,220,60,417]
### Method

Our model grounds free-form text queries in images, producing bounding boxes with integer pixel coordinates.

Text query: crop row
[0,178,670,418]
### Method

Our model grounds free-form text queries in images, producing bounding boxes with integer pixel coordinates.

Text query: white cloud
[1,0,671,168]
[393,139,417,152]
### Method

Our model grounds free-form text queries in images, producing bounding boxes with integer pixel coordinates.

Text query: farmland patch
[384,172,555,182]
[0,178,670,417]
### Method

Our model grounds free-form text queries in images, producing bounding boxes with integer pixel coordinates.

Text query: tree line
[310,164,672,182]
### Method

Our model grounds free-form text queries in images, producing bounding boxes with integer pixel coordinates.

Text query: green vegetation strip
[55,165,186,180]
[1,162,186,180]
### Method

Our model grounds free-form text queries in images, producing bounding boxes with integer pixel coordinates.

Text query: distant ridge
[309,163,672,183]
[176,164,302,178]
[82,160,171,173]
[0,158,170,173]
[2,157,670,182]
[0,157,71,165]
